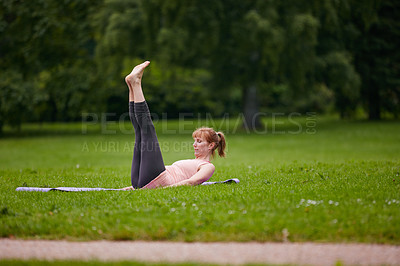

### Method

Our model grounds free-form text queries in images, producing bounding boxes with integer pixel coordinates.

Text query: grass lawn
[0,115,399,244]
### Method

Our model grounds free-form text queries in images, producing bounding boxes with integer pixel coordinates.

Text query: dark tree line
[0,0,399,133]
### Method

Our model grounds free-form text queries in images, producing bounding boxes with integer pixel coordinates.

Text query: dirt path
[1,239,399,265]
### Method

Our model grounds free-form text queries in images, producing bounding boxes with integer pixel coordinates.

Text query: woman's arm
[167,164,215,187]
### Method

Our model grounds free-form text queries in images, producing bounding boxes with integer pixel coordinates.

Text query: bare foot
[125,61,150,86]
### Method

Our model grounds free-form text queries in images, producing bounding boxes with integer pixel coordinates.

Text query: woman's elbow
[191,177,210,186]
[187,179,200,186]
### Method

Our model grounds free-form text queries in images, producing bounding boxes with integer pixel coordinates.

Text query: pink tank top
[143,159,213,189]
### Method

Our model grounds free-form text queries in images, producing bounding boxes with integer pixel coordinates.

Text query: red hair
[192,127,226,158]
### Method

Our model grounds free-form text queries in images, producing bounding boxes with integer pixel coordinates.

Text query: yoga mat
[201,178,240,185]
[15,178,240,192]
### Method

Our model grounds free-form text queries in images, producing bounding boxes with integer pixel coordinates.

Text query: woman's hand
[121,186,135,191]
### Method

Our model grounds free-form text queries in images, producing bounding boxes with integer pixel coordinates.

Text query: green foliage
[1,0,399,131]
[319,52,360,118]
[0,71,33,133]
[36,62,95,122]
[0,0,100,125]
[0,0,98,72]
[122,58,216,117]
[350,0,400,119]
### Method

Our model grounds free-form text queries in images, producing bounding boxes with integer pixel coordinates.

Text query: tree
[92,0,222,118]
[320,52,360,118]
[2,0,398,131]
[0,0,99,127]
[350,0,400,119]
[0,71,33,133]
[203,1,284,129]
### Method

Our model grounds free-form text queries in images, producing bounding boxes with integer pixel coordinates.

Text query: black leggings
[129,101,166,188]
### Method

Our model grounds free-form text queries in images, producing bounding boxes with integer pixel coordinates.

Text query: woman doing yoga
[122,61,226,190]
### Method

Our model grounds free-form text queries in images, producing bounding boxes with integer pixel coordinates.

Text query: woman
[123,61,226,190]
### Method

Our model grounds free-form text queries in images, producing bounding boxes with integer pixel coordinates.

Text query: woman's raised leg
[125,61,166,188]
[125,69,142,188]
[128,101,141,188]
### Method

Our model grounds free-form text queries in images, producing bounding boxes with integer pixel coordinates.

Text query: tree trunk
[243,84,262,130]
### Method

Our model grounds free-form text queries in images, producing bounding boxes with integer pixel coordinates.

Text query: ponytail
[216,132,226,158]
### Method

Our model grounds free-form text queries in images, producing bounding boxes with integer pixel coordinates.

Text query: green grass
[0,115,399,244]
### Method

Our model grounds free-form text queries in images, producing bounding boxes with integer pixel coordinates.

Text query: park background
[0,0,400,246]
[1,0,399,132]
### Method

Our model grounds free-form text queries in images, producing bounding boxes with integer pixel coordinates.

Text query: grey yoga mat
[15,178,240,192]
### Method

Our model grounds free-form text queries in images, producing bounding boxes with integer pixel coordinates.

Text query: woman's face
[193,136,213,158]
